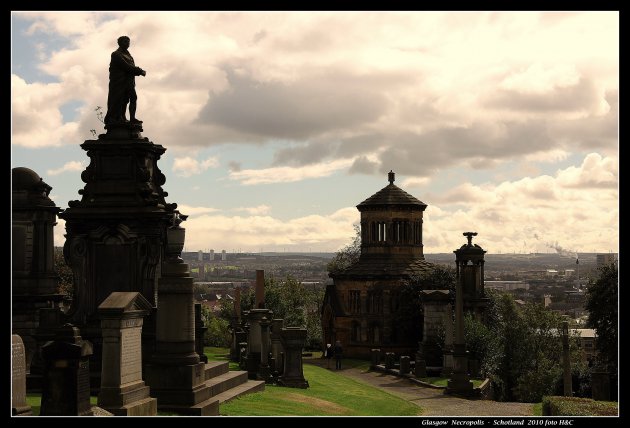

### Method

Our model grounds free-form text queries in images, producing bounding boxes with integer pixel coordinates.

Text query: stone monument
[420,289,451,367]
[399,355,410,375]
[40,324,95,416]
[270,319,285,376]
[278,327,309,388]
[58,38,176,384]
[446,232,480,396]
[144,216,218,415]
[561,320,573,397]
[12,167,65,382]
[195,303,208,364]
[97,292,157,416]
[12,335,33,416]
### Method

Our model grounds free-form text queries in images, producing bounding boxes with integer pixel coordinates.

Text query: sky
[11,11,618,255]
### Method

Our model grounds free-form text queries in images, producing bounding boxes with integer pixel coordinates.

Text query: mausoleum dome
[12,167,55,207]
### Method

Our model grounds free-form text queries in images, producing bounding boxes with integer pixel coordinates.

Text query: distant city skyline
[12,11,618,254]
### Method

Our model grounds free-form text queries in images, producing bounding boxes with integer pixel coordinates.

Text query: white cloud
[172,156,219,177]
[177,204,220,216]
[182,207,359,252]
[401,177,431,188]
[233,204,272,215]
[422,153,618,253]
[46,160,84,176]
[11,12,617,178]
[229,158,353,185]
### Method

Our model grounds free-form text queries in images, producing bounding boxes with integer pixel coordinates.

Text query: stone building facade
[321,171,434,358]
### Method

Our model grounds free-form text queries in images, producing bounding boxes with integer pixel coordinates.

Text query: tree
[585,262,618,369]
[392,264,457,345]
[481,292,586,402]
[54,247,74,298]
[219,275,324,350]
[327,223,361,274]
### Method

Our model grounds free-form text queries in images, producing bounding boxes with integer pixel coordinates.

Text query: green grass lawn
[26,394,98,416]
[204,346,240,370]
[220,363,422,416]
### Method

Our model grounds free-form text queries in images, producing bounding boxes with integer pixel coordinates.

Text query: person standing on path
[334,340,343,370]
[325,343,333,369]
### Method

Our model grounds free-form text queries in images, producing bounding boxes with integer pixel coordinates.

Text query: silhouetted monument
[105,36,146,128]
[12,167,64,382]
[59,40,175,381]
[447,232,481,396]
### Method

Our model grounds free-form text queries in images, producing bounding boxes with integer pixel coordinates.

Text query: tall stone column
[230,287,243,361]
[447,232,480,396]
[255,270,265,308]
[562,321,572,396]
[271,319,285,375]
[144,219,217,415]
[258,316,272,382]
[246,308,271,379]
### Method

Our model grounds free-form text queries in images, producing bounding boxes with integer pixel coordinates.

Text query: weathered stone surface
[12,168,65,384]
[399,356,410,375]
[278,327,309,389]
[40,324,94,416]
[12,335,32,416]
[97,292,157,416]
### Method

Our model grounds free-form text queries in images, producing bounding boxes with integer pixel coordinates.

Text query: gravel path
[306,359,533,416]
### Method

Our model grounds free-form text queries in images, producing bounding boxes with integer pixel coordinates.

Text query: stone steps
[212,380,266,404]
[200,361,266,411]
[204,361,229,380]
[205,370,248,397]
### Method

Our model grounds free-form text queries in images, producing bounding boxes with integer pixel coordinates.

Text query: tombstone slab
[40,324,94,416]
[97,292,157,416]
[12,335,32,416]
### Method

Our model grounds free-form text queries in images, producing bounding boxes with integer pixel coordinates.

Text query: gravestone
[195,303,208,363]
[370,349,381,368]
[12,335,32,416]
[246,308,272,379]
[420,290,451,367]
[230,287,243,361]
[278,327,309,388]
[399,356,410,375]
[97,292,157,416]
[385,352,395,370]
[40,324,95,416]
[258,316,273,382]
[270,319,284,375]
[591,366,611,401]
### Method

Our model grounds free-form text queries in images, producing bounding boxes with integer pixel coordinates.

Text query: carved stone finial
[463,232,478,246]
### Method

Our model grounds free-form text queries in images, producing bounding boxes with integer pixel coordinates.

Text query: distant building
[222,250,227,261]
[209,249,215,261]
[596,253,617,268]
[198,250,204,261]
[485,280,530,291]
[546,269,559,277]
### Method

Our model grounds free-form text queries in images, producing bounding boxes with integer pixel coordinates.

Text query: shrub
[541,396,618,416]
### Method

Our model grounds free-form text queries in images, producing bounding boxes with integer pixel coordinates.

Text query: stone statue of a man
[104,36,146,126]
